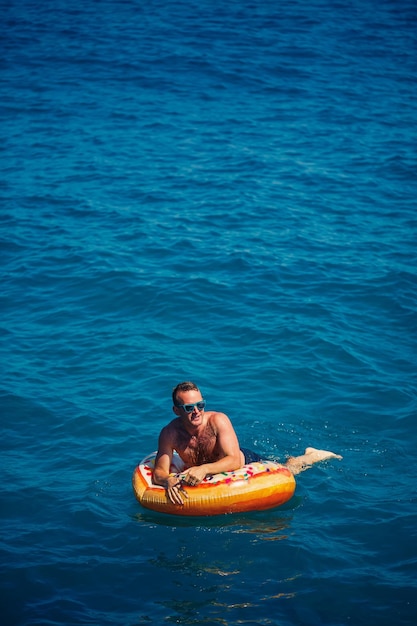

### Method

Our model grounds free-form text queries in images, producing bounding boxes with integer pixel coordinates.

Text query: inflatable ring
[132,452,296,516]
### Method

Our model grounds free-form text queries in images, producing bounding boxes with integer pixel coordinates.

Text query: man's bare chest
[175,423,218,464]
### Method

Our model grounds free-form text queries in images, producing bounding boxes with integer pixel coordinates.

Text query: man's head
[172,382,206,426]
[172,381,200,406]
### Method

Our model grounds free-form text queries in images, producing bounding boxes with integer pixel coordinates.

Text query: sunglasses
[175,400,206,413]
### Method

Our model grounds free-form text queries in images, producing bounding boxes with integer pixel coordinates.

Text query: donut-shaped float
[132,452,296,516]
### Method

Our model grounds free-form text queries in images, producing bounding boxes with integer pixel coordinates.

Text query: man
[153,381,342,505]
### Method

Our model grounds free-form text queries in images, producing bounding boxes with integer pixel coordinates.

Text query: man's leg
[285,447,342,475]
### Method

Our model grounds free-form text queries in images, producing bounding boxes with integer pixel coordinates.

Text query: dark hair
[172,381,200,405]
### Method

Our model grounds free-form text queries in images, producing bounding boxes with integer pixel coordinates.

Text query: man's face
[173,389,205,428]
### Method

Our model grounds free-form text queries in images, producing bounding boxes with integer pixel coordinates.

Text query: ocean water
[1,0,416,624]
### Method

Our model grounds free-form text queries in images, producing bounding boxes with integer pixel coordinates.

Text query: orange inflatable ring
[132,452,296,516]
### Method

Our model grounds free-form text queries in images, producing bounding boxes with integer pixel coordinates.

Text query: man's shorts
[241,448,263,464]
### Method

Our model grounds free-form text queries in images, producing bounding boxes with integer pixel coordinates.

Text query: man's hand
[165,475,189,505]
[182,465,208,486]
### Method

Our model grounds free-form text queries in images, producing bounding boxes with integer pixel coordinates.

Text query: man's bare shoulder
[206,410,232,430]
[206,410,228,419]
[159,418,181,438]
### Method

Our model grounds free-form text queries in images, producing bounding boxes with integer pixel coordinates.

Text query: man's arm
[153,426,187,505]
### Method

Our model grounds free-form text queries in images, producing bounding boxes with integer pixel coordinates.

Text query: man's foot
[304,447,343,463]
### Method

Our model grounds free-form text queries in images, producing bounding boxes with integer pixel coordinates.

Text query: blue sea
[2,0,416,624]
